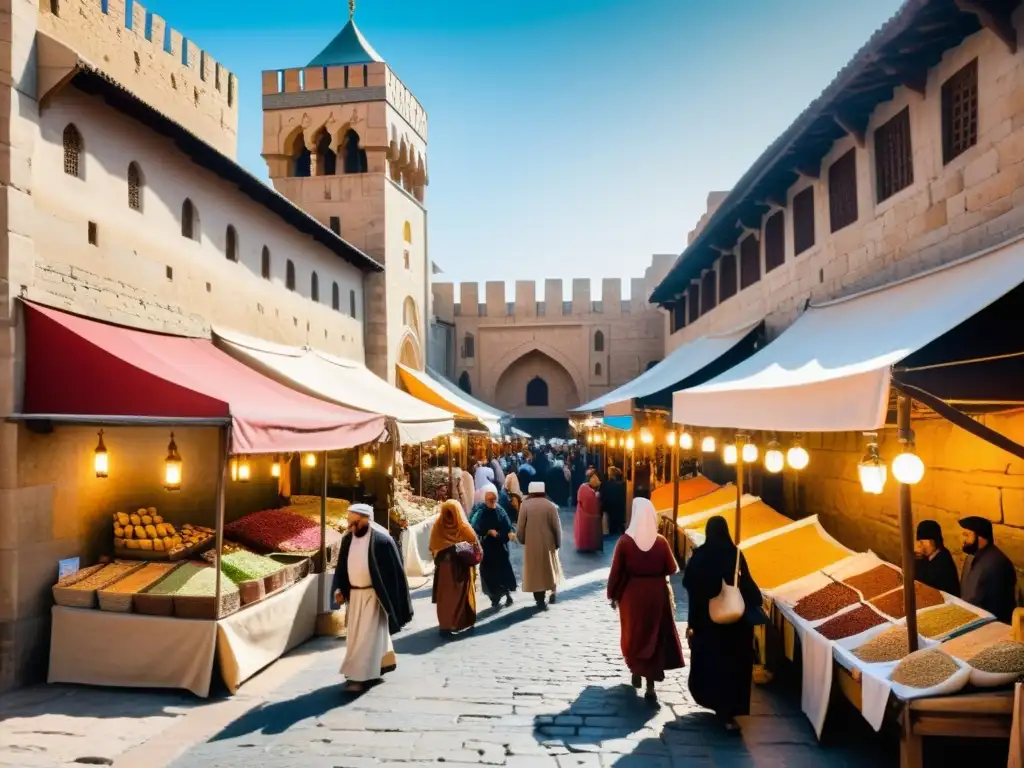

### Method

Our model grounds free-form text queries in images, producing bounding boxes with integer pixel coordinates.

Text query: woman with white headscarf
[473,463,495,504]
[607,497,684,703]
[454,467,475,516]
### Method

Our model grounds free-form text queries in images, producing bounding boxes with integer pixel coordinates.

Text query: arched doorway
[493,350,579,418]
[397,334,421,370]
[458,371,472,394]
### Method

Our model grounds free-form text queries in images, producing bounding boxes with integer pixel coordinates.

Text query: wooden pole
[319,448,328,611]
[213,424,229,620]
[671,442,680,561]
[418,442,423,497]
[735,437,744,545]
[898,395,920,653]
[447,435,454,498]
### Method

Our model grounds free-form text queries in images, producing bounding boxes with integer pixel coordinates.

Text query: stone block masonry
[38,0,239,158]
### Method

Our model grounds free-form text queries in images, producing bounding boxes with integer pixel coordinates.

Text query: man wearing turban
[959,516,1017,623]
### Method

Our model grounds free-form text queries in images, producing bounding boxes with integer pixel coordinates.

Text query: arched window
[63,124,82,178]
[292,131,311,177]
[225,225,238,262]
[314,129,336,176]
[332,282,340,310]
[261,246,271,279]
[311,271,319,301]
[593,330,605,352]
[403,296,419,334]
[342,129,368,174]
[181,198,199,241]
[595,362,602,376]
[349,289,357,318]
[462,333,475,359]
[127,162,142,210]
[526,377,549,407]
[458,371,472,394]
[286,260,296,291]
[403,221,412,243]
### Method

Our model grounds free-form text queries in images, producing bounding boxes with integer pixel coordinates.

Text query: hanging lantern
[237,455,251,483]
[305,452,317,468]
[680,430,694,451]
[361,452,375,470]
[94,430,109,479]
[450,434,461,449]
[618,436,625,448]
[742,441,758,463]
[892,448,925,485]
[701,435,716,453]
[764,441,785,474]
[626,436,635,451]
[164,432,182,491]
[640,428,654,445]
[787,437,810,470]
[723,441,738,465]
[858,436,886,495]
[666,431,677,448]
[271,455,281,478]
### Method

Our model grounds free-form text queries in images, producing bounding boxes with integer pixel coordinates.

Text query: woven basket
[269,554,311,585]
[263,567,288,595]
[174,590,240,620]
[52,562,144,609]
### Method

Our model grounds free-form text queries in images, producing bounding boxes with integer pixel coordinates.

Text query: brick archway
[491,343,584,418]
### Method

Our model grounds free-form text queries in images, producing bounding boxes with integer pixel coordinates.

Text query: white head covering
[504,473,521,496]
[626,497,658,552]
[528,481,545,495]
[481,482,498,498]
[474,464,494,490]
[349,503,373,518]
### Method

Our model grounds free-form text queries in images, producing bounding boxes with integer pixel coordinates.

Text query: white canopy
[572,321,761,416]
[672,236,1024,432]
[213,329,455,445]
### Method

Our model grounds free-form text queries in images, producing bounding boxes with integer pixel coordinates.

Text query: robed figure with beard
[333,504,414,692]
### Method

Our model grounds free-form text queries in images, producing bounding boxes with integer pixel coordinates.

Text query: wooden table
[899,690,1013,768]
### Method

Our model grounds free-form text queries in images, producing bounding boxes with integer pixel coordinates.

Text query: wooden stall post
[319,448,328,608]
[670,440,680,561]
[898,395,920,653]
[447,435,454,499]
[214,424,230,619]
[735,436,744,545]
[418,443,424,497]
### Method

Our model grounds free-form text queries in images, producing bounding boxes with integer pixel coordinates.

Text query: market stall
[20,302,386,697]
[668,239,1024,763]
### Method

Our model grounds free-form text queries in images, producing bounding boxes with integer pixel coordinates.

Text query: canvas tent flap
[22,303,385,453]
[572,322,762,415]
[213,328,454,445]
[672,236,1024,432]
[398,364,503,435]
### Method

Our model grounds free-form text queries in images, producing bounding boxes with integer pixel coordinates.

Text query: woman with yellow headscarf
[430,500,479,636]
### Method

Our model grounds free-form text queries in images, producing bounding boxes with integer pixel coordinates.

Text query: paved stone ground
[168,508,901,768]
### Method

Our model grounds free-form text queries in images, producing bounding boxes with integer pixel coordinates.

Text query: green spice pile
[794,582,860,621]
[220,551,284,583]
[146,562,239,597]
[842,565,903,600]
[853,626,911,663]
[967,641,1024,674]
[916,604,978,639]
[891,648,959,688]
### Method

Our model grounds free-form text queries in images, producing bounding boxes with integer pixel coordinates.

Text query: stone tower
[260,4,429,383]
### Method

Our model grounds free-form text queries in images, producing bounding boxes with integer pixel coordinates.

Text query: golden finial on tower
[349,0,356,20]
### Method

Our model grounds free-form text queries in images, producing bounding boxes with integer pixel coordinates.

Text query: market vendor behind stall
[959,516,1017,624]
[914,519,960,597]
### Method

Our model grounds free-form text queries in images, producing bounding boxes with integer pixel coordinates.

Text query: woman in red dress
[607,497,684,702]
[574,473,603,552]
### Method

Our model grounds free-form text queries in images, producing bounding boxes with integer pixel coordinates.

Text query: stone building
[651,1,1024,571]
[431,256,672,433]
[0,1,425,690]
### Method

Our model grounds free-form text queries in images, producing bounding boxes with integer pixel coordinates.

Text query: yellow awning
[397,364,501,434]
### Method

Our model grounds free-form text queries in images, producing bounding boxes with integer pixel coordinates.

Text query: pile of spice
[817,604,888,641]
[842,565,903,600]
[225,509,343,554]
[869,582,944,619]
[219,551,285,583]
[891,648,959,689]
[916,604,979,639]
[145,562,239,597]
[794,582,860,621]
[62,562,138,591]
[941,622,1013,660]
[853,626,912,663]
[743,525,851,590]
[966,641,1024,674]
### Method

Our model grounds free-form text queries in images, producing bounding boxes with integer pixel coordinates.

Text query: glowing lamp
[271,455,281,478]
[164,432,182,491]
[304,453,317,468]
[858,439,886,495]
[237,456,251,483]
[626,436,635,451]
[94,430,109,479]
[701,435,716,453]
[666,431,677,448]
[723,442,738,466]
[787,444,810,471]
[361,452,375,470]
[892,450,925,485]
[230,458,238,482]
[640,428,654,445]
[764,442,785,474]
[742,442,758,463]
[680,431,694,451]
[450,435,461,449]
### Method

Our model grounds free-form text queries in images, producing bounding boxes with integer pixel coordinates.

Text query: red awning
[22,303,385,454]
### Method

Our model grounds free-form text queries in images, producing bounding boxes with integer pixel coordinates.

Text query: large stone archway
[493,349,580,419]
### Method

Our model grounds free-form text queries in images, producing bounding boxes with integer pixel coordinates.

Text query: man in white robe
[333,504,413,693]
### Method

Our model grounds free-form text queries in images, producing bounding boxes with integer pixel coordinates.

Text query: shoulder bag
[454,540,483,567]
[708,547,745,625]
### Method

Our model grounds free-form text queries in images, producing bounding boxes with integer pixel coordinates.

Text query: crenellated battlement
[261,63,427,141]
[39,0,239,158]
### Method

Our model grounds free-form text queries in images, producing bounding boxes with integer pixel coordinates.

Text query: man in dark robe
[516,457,536,498]
[601,467,627,535]
[332,504,414,692]
[959,516,1017,624]
[914,520,960,596]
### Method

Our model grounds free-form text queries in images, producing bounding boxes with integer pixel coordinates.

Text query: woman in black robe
[601,468,627,535]
[471,485,517,609]
[682,514,763,731]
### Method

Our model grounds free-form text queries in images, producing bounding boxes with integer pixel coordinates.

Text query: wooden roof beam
[793,161,820,180]
[955,0,1018,54]
[877,59,928,96]
[755,194,786,209]
[833,113,867,148]
[737,222,760,241]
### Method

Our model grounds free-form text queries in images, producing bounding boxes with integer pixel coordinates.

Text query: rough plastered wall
[38,0,238,157]
[783,412,1024,582]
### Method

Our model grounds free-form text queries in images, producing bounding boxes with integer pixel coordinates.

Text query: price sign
[57,557,80,580]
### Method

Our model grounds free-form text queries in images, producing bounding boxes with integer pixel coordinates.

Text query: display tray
[236,577,266,606]
[97,562,185,613]
[52,562,146,609]
[174,590,241,620]
[269,554,311,586]
[114,536,214,562]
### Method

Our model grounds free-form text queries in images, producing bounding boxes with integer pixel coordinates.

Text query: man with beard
[959,516,1016,623]
[914,520,959,597]
[333,504,414,692]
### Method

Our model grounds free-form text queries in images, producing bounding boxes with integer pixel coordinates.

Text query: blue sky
[141,0,901,298]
